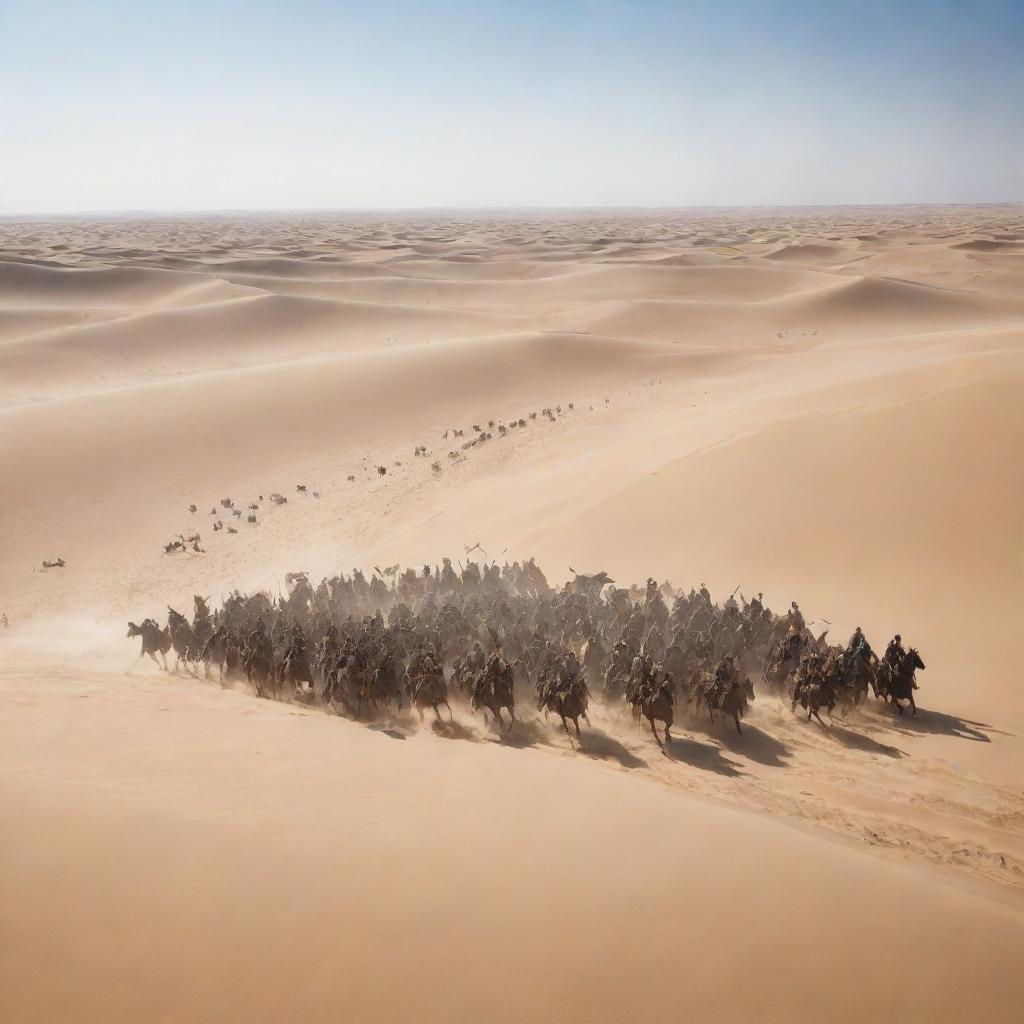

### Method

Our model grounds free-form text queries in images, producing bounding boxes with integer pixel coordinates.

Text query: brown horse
[537,674,591,741]
[692,673,755,735]
[629,670,676,751]
[405,659,453,722]
[795,675,836,726]
[470,657,516,731]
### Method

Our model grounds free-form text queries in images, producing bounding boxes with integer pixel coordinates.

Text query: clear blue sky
[1,0,1021,212]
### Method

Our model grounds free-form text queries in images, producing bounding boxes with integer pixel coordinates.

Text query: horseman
[467,639,486,673]
[846,626,872,661]
[791,651,821,711]
[627,649,653,703]
[715,654,738,685]
[884,634,905,671]
[439,557,458,594]
[787,601,805,633]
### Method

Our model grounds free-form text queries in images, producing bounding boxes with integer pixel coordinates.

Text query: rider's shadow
[667,734,744,777]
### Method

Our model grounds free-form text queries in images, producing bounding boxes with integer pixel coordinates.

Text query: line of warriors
[127,558,925,748]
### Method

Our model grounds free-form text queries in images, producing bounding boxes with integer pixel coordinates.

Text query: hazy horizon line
[3,200,1022,222]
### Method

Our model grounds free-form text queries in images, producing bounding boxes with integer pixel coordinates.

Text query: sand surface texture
[2,207,1023,1022]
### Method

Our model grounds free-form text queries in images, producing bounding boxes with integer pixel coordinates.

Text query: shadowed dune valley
[2,206,1023,1023]
[3,2,1024,1021]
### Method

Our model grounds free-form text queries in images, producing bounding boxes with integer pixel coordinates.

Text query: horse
[278,638,313,696]
[692,672,755,735]
[326,651,372,717]
[536,672,591,741]
[628,670,676,751]
[878,649,925,715]
[126,619,170,672]
[795,675,836,726]
[242,629,274,697]
[199,625,231,682]
[405,659,453,722]
[166,607,197,673]
[470,658,516,731]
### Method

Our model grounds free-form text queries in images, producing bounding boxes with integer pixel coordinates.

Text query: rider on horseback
[884,634,905,671]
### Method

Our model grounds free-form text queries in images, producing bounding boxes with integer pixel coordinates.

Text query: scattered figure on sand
[41,558,66,569]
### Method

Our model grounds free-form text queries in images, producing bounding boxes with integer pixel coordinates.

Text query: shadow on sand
[828,724,905,759]
[666,734,744,777]
[683,717,792,769]
[888,708,1003,744]
[578,728,648,769]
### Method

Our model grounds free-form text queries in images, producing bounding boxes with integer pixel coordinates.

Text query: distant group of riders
[127,557,925,750]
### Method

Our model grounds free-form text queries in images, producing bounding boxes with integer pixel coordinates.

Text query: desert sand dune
[0,259,254,309]
[0,293,531,400]
[1,206,1022,1023]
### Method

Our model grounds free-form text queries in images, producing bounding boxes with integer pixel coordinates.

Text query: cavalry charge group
[128,558,925,749]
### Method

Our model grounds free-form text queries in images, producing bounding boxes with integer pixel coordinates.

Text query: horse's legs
[445,700,454,722]
[734,712,743,735]
[646,714,663,750]
[574,716,582,739]
[126,650,145,675]
[909,692,917,716]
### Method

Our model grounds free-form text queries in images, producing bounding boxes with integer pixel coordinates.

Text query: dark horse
[878,649,925,715]
[126,619,170,672]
